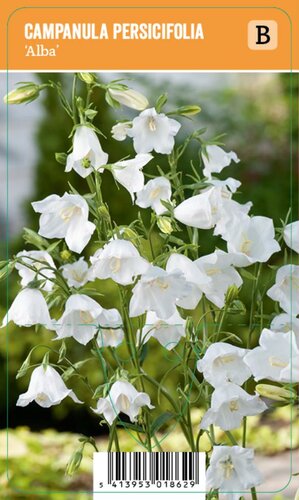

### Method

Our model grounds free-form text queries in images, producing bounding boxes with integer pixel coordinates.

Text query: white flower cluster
[3,78,298,500]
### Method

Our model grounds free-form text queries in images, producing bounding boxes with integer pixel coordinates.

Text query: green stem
[225,430,238,446]
[72,74,78,124]
[251,487,258,500]
[242,416,247,447]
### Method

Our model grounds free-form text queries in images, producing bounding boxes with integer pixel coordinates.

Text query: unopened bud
[176,105,201,116]
[256,384,296,402]
[98,205,110,221]
[77,72,96,84]
[0,260,15,281]
[66,446,84,476]
[225,285,239,305]
[4,84,40,104]
[60,249,72,261]
[23,228,47,249]
[109,88,149,110]
[122,227,139,241]
[157,217,173,234]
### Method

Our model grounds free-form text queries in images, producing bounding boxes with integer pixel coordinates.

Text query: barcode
[108,452,201,484]
[93,451,206,494]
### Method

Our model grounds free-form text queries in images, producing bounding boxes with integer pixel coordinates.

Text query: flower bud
[4,84,40,104]
[157,217,173,235]
[256,384,296,402]
[175,105,201,116]
[60,249,72,261]
[66,446,84,476]
[225,285,239,305]
[23,228,47,249]
[108,88,149,110]
[122,227,139,241]
[98,205,111,221]
[77,72,96,84]
[0,260,15,281]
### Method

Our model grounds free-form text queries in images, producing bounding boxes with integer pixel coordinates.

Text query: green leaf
[240,269,257,281]
[150,412,174,435]
[58,340,67,363]
[47,240,61,254]
[85,109,98,120]
[117,421,144,433]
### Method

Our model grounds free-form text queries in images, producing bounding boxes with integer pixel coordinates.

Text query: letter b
[248,20,278,50]
[256,25,270,44]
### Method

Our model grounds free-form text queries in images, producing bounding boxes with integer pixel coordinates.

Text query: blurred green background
[0,72,298,497]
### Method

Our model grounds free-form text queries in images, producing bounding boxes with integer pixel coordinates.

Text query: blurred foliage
[1,406,297,498]
[1,72,298,435]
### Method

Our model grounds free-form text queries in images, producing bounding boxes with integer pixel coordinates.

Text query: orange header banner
[1,0,299,71]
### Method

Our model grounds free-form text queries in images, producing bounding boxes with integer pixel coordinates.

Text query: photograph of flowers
[0,71,298,499]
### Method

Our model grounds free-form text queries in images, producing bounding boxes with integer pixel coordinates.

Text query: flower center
[71,270,86,282]
[60,206,81,222]
[152,278,169,290]
[206,267,220,276]
[149,187,162,200]
[119,394,131,411]
[268,356,288,368]
[148,117,157,132]
[110,257,121,273]
[214,354,236,367]
[229,400,239,412]
[240,234,252,255]
[79,310,93,324]
[220,458,235,480]
[81,154,92,169]
[36,393,47,403]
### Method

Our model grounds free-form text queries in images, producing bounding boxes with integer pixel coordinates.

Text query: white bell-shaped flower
[174,185,251,235]
[267,264,299,315]
[111,121,131,141]
[197,342,251,388]
[244,329,299,383]
[129,266,191,320]
[61,257,90,289]
[15,250,56,292]
[202,145,239,179]
[139,310,186,350]
[206,446,262,500]
[16,365,82,408]
[200,382,267,431]
[96,308,124,348]
[223,215,280,267]
[89,240,149,286]
[127,108,181,154]
[32,193,96,254]
[93,380,154,425]
[65,125,108,178]
[136,177,172,215]
[195,250,243,308]
[270,313,299,342]
[1,288,52,328]
[111,154,153,201]
[53,294,103,345]
[283,221,299,254]
[166,253,210,309]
